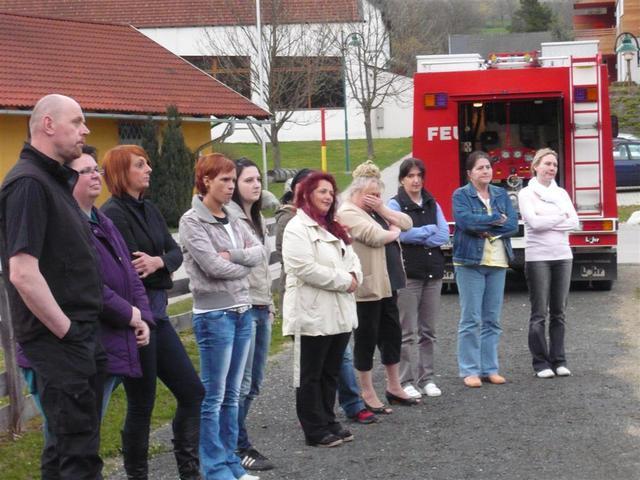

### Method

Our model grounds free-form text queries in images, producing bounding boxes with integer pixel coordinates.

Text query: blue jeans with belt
[455,265,506,377]
[237,306,272,451]
[194,308,253,480]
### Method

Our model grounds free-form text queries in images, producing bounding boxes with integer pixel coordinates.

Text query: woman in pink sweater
[518,148,579,379]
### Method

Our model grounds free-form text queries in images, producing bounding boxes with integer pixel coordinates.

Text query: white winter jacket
[282,209,362,337]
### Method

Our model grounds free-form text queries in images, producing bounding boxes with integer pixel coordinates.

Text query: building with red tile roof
[0,12,269,118]
[0,0,361,28]
[0,12,269,190]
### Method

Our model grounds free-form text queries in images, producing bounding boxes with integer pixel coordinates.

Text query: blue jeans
[194,309,253,480]
[455,265,507,377]
[337,344,366,417]
[237,306,272,451]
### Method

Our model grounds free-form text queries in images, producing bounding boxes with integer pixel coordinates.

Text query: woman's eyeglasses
[77,167,104,176]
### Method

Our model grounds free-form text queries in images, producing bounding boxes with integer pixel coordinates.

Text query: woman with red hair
[101,145,204,480]
[179,153,263,480]
[282,172,362,447]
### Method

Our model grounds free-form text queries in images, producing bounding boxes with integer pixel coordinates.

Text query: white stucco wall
[138,0,414,143]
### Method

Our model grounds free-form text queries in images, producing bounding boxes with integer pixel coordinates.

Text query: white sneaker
[403,384,422,399]
[422,382,442,397]
[239,475,260,480]
[535,368,555,379]
[555,366,571,377]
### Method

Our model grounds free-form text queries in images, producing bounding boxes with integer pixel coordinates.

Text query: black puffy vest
[392,187,445,280]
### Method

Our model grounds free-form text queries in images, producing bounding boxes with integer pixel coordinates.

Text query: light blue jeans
[455,265,507,377]
[337,344,366,418]
[193,309,253,480]
[237,306,272,451]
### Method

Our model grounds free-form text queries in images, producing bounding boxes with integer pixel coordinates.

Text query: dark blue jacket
[452,183,518,266]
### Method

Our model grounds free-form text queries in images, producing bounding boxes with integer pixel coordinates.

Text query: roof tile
[0,13,269,118]
[0,0,361,28]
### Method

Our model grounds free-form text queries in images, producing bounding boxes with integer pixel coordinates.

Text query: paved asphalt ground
[107,264,640,480]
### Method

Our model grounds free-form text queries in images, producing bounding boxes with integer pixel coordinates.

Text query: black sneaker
[329,423,354,442]
[238,447,275,471]
[305,433,343,447]
[333,428,354,442]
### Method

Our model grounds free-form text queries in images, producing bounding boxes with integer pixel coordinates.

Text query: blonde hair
[347,160,384,199]
[531,148,558,175]
[352,160,381,179]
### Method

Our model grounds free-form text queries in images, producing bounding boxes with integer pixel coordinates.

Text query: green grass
[481,26,510,34]
[0,329,200,479]
[619,205,640,223]
[167,297,193,317]
[0,298,292,478]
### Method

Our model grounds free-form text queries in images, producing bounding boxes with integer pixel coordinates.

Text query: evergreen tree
[150,105,194,228]
[510,0,553,32]
[140,117,160,167]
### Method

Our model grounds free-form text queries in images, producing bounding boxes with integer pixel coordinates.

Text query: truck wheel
[592,280,613,291]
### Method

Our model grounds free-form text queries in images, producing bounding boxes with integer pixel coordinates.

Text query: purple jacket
[17,208,153,377]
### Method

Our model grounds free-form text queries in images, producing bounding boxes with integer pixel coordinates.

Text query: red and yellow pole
[320,108,327,172]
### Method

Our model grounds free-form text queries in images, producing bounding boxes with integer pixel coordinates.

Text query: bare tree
[202,0,335,168]
[382,0,486,76]
[339,1,415,160]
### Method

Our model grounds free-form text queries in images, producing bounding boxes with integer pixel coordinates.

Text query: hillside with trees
[371,0,573,75]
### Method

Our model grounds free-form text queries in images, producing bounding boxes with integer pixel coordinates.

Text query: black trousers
[296,332,350,442]
[121,317,204,456]
[354,293,402,371]
[21,322,107,480]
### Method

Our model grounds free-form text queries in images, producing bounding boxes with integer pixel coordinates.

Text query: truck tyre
[592,280,613,291]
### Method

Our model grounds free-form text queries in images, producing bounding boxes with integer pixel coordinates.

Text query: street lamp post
[342,32,364,173]
[615,32,640,86]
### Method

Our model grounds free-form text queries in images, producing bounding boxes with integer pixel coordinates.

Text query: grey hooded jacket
[179,195,263,311]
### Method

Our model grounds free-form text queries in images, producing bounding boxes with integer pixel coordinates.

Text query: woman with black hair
[388,157,449,399]
[226,158,275,471]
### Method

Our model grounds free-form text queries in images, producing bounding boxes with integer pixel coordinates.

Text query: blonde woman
[337,162,415,414]
[518,148,579,379]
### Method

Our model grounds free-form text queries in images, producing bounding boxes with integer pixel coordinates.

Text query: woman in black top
[101,145,204,480]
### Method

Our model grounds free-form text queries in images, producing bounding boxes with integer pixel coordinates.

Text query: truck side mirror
[611,115,619,138]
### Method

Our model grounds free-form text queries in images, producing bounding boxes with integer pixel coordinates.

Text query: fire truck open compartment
[457,98,565,191]
[413,41,619,289]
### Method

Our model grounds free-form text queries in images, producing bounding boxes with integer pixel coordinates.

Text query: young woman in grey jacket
[179,153,263,480]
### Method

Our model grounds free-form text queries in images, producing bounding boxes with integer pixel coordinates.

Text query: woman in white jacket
[518,148,579,379]
[282,172,362,448]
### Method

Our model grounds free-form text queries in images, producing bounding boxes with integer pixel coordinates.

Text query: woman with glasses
[101,145,205,480]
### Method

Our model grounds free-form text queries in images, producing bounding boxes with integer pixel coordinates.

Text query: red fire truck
[412,41,617,289]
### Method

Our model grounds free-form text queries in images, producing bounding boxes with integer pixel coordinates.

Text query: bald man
[0,94,105,479]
